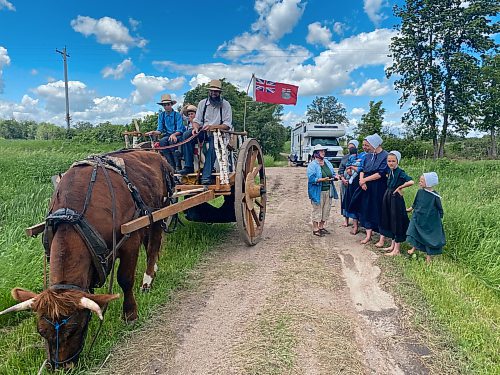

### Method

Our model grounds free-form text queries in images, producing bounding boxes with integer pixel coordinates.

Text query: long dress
[406,189,446,255]
[342,152,365,220]
[348,150,388,231]
[379,167,412,243]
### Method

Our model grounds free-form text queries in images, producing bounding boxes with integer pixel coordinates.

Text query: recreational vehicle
[290,123,346,166]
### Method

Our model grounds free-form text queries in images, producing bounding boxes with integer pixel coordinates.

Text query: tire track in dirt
[102,167,432,375]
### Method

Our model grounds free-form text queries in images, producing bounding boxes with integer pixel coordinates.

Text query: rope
[141,132,199,150]
[87,157,118,352]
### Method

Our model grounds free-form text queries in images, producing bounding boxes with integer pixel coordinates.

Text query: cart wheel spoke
[250,208,260,227]
[254,199,264,208]
[246,209,255,238]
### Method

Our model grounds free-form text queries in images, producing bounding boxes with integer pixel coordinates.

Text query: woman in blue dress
[348,134,388,244]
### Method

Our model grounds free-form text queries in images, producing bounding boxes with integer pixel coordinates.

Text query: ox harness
[43,153,172,288]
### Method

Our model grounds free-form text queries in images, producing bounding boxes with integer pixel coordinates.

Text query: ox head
[0,288,119,370]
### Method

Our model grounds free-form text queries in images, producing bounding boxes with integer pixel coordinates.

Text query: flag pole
[243,74,255,133]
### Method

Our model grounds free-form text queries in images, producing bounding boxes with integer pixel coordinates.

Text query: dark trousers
[159,134,181,169]
[182,130,216,180]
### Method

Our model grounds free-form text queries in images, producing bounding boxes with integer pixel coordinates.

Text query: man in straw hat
[145,93,185,169]
[178,79,232,185]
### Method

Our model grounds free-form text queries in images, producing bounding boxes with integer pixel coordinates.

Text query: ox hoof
[123,312,138,323]
[141,284,151,293]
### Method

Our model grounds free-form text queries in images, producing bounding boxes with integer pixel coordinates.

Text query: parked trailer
[289,122,346,166]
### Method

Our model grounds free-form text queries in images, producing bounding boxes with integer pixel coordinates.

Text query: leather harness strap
[43,154,157,289]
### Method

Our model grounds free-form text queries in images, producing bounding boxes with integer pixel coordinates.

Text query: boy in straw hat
[145,94,185,169]
[178,79,233,185]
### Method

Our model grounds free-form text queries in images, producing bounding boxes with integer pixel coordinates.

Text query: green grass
[402,158,499,291]
[0,139,232,374]
[264,154,287,167]
[382,158,500,374]
[1,140,499,373]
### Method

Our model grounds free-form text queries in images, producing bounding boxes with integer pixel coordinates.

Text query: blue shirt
[156,110,185,135]
[307,159,337,204]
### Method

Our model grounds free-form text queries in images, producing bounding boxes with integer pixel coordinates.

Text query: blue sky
[1,0,414,131]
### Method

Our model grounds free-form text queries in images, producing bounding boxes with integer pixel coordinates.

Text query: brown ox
[0,149,173,370]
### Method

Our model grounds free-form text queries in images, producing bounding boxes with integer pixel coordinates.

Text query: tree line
[0,80,289,158]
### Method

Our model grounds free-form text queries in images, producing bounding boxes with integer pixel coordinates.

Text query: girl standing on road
[377,151,414,255]
[406,172,446,263]
[307,145,338,237]
[339,139,359,227]
[349,134,388,244]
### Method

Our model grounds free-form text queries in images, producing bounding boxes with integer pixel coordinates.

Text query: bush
[382,136,434,159]
[73,122,127,144]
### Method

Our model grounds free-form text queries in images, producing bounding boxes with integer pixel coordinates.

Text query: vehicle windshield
[311,138,339,146]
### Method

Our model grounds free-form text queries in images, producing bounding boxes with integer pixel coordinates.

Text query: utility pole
[56,46,71,133]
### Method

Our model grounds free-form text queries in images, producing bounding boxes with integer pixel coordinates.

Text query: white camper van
[290,123,346,166]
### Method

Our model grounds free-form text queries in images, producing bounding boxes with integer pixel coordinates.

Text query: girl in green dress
[406,172,446,263]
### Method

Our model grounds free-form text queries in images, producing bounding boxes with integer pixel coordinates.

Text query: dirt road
[103,167,431,374]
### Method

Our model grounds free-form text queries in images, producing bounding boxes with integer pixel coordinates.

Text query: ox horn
[80,297,103,320]
[0,298,35,316]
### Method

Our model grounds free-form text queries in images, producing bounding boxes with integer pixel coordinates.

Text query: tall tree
[477,54,500,157]
[357,100,386,139]
[387,0,498,158]
[306,96,348,124]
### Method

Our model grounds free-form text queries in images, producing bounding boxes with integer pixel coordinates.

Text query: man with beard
[177,79,233,185]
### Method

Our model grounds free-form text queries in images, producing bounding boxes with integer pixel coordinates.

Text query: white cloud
[351,107,366,116]
[252,0,306,40]
[282,111,306,127]
[101,58,134,79]
[129,17,140,31]
[71,16,148,53]
[189,74,211,88]
[71,96,134,124]
[343,78,391,96]
[306,22,332,47]
[21,94,39,107]
[0,0,15,11]
[0,46,11,93]
[333,22,346,35]
[158,28,397,97]
[364,0,388,26]
[33,80,95,112]
[130,73,186,105]
[217,0,306,60]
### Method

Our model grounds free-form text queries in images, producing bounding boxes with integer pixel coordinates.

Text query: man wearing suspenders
[178,79,233,185]
[145,94,185,169]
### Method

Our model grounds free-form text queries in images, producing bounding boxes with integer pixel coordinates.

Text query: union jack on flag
[255,78,275,94]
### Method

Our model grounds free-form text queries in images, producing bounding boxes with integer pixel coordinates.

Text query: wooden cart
[27,130,267,246]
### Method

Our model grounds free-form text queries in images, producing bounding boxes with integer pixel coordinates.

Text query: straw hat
[157,94,177,105]
[183,104,197,115]
[207,79,222,91]
[312,144,328,152]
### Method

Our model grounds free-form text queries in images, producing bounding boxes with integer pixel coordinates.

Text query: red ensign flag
[254,77,298,105]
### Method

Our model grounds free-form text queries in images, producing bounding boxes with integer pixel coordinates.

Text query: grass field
[0,139,232,374]
[384,158,500,374]
[0,140,498,373]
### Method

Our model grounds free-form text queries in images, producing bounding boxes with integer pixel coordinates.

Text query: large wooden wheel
[235,138,267,246]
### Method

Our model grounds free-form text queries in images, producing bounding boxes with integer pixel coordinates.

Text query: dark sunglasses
[163,103,172,106]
